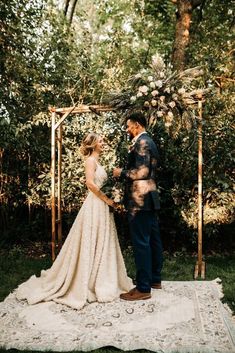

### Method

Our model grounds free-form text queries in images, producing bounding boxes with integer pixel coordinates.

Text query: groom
[113,112,163,301]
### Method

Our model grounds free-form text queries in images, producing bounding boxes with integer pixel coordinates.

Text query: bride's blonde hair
[80,132,99,157]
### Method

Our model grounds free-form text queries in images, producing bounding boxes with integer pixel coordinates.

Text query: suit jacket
[120,132,160,212]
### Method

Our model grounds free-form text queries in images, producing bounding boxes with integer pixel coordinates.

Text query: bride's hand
[107,199,118,208]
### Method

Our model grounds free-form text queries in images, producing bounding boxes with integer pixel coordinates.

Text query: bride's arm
[85,158,115,207]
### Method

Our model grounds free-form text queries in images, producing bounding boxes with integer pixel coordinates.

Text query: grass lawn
[0,246,234,353]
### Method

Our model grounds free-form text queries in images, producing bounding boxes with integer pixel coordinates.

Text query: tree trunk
[171,0,203,71]
[63,0,70,16]
[68,0,78,25]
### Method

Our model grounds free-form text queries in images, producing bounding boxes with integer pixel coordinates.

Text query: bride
[16,132,133,310]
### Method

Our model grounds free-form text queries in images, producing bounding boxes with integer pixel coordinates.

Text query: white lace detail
[15,163,133,310]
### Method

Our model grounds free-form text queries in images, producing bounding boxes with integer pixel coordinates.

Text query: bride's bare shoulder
[85,156,97,169]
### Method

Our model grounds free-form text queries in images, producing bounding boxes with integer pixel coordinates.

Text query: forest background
[0,0,234,254]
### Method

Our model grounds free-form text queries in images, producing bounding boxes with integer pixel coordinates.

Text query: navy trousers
[128,210,163,293]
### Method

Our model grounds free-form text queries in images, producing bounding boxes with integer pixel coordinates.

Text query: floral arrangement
[105,53,211,131]
[101,174,126,214]
[102,53,212,215]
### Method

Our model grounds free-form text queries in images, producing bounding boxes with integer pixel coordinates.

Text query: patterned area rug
[0,279,235,353]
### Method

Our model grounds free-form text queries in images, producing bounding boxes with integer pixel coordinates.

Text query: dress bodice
[94,163,107,189]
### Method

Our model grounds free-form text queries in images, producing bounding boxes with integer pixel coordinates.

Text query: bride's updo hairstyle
[80,132,99,157]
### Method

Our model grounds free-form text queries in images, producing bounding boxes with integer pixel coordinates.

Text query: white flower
[183,137,189,142]
[112,187,122,202]
[135,73,142,79]
[130,96,137,102]
[168,101,176,108]
[138,85,149,93]
[137,92,143,97]
[167,111,174,119]
[144,101,150,107]
[150,82,156,88]
[228,9,233,15]
[165,122,172,128]
[151,99,157,107]
[155,80,163,88]
[151,90,159,97]
[148,76,154,82]
[114,194,121,202]
[164,87,171,94]
[160,95,165,102]
[160,72,165,78]
[172,93,178,101]
[157,111,163,117]
[178,87,186,95]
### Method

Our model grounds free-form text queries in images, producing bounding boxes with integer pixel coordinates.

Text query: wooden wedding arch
[50,98,205,279]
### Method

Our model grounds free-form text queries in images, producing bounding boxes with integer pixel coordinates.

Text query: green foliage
[0,0,234,251]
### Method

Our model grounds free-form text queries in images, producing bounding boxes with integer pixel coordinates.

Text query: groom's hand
[113,167,122,178]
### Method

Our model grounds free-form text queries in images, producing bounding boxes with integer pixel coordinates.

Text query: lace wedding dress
[16,162,133,310]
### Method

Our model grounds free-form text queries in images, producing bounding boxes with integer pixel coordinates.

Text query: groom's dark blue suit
[121,132,163,293]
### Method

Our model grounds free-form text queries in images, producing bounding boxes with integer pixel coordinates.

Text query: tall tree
[63,0,78,24]
[171,0,204,71]
[63,0,70,16]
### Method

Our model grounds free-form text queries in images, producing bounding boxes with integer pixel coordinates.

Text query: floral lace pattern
[0,280,235,352]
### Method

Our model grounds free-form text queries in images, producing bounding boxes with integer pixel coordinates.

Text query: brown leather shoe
[120,287,151,301]
[151,283,162,289]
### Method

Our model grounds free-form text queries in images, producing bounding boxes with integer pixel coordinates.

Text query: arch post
[51,110,56,261]
[57,124,63,250]
[194,96,206,279]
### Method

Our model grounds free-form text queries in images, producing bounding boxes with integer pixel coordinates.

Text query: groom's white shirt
[131,131,146,145]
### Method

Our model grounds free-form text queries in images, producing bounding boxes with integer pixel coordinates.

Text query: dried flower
[178,87,186,95]
[148,76,154,82]
[157,111,163,117]
[151,99,157,107]
[165,121,172,127]
[138,85,149,94]
[164,87,171,94]
[151,90,159,97]
[155,80,163,88]
[172,93,178,101]
[167,111,174,119]
[168,101,176,108]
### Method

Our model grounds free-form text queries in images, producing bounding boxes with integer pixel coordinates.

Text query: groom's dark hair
[127,112,147,128]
